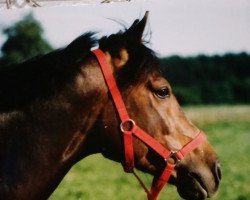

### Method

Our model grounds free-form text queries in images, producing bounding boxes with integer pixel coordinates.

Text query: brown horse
[0,13,221,200]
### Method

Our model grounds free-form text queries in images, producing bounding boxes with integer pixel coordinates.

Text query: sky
[0,0,250,57]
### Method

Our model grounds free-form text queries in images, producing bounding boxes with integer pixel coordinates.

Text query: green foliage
[50,106,250,200]
[201,121,250,200]
[161,53,250,104]
[0,13,53,65]
[173,86,202,104]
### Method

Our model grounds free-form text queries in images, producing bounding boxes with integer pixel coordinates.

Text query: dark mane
[0,28,159,112]
[0,33,96,112]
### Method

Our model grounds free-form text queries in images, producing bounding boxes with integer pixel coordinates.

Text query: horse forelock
[117,46,160,88]
[99,31,160,88]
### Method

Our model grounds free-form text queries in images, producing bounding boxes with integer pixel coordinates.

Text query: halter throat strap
[92,48,205,200]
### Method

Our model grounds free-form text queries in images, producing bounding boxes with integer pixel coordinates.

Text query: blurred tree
[0,13,53,66]
[161,53,250,105]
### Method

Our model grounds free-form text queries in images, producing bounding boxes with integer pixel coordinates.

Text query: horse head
[91,12,221,200]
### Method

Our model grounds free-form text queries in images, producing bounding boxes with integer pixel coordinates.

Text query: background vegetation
[0,13,52,66]
[161,54,250,105]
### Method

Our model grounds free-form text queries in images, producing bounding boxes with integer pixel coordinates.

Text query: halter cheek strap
[92,48,205,200]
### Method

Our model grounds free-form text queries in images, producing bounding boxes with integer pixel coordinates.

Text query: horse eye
[155,87,170,99]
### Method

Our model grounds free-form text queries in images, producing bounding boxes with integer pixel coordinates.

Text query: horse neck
[0,59,108,199]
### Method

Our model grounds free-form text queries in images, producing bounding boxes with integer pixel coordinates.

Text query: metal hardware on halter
[120,119,136,132]
[164,151,181,165]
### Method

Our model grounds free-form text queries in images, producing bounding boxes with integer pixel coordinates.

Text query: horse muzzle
[176,160,222,200]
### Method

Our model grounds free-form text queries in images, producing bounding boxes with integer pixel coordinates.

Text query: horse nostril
[213,161,222,184]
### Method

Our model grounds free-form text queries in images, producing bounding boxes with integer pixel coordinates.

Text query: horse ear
[112,48,129,69]
[124,11,149,42]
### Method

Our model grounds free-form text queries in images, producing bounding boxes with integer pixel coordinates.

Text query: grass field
[49,105,250,200]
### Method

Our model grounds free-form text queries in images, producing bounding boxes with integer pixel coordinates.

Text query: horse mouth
[190,172,208,198]
[176,172,209,200]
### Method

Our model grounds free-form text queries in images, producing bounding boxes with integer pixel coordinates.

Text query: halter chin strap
[92,48,205,200]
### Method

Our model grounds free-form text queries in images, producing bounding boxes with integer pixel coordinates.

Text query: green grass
[50,105,250,200]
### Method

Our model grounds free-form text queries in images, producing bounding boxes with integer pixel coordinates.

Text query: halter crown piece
[92,49,205,200]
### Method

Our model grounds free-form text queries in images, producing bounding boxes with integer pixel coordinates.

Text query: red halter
[92,48,205,200]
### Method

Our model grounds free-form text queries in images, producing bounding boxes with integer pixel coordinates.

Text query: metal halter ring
[164,151,181,165]
[120,119,136,132]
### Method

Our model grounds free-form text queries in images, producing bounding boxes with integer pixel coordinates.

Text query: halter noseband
[92,48,205,200]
